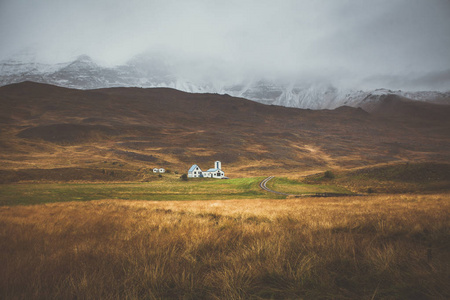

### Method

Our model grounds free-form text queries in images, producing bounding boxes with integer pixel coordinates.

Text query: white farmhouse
[188,164,202,178]
[188,161,226,179]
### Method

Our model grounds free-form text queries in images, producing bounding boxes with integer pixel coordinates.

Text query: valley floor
[0,194,449,299]
[0,176,357,206]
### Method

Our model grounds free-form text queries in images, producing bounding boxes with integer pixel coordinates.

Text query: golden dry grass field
[1,194,449,299]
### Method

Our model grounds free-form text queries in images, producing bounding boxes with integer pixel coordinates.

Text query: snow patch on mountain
[1,53,449,110]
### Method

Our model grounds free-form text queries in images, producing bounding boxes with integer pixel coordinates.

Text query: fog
[1,0,449,90]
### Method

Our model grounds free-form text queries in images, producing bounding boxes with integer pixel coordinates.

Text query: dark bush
[324,170,335,179]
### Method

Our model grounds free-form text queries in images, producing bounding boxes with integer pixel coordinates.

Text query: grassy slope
[267,177,353,195]
[2,162,449,206]
[0,175,358,207]
[304,162,450,194]
[0,176,285,206]
[0,195,448,299]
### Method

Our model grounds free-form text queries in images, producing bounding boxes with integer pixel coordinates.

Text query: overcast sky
[1,0,449,90]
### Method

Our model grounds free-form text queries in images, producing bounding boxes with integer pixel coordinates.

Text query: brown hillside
[368,94,450,122]
[0,81,449,182]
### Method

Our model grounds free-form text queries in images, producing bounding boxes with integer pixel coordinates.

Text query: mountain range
[1,52,449,112]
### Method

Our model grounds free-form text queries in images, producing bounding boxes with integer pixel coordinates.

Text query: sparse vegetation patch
[266,177,352,195]
[304,162,450,194]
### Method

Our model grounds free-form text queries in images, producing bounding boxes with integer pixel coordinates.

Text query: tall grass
[0,194,449,299]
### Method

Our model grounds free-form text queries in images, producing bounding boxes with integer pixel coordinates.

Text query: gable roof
[188,164,200,172]
[206,168,221,172]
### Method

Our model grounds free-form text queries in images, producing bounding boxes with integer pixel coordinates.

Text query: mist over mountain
[1,0,450,107]
[1,51,449,111]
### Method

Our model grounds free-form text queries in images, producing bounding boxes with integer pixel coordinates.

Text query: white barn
[188,161,226,179]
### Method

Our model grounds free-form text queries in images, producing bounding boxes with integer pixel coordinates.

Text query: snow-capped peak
[0,52,449,110]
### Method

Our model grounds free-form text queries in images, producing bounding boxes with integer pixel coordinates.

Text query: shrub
[324,170,335,179]
[180,174,188,181]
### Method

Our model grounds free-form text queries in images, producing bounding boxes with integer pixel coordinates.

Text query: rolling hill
[0,81,449,182]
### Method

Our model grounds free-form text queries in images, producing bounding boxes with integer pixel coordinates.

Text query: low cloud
[1,0,449,90]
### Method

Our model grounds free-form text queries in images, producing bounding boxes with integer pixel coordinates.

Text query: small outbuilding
[153,168,166,173]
